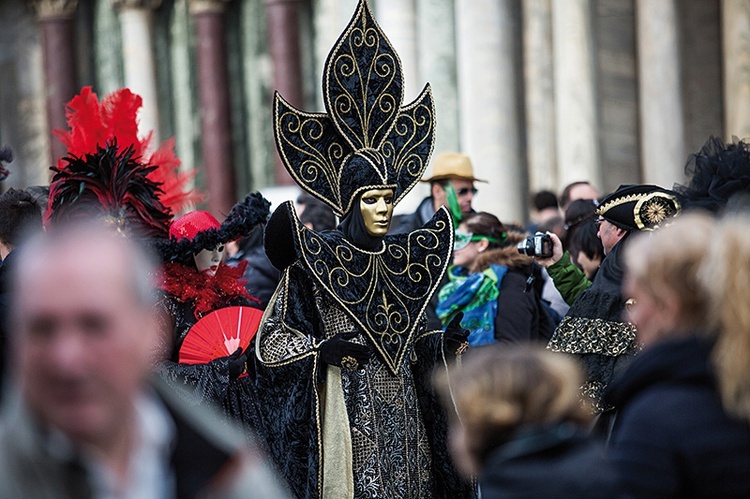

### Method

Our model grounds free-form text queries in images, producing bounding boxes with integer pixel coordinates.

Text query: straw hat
[421,152,486,183]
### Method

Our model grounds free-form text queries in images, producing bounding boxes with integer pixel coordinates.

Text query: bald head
[11,223,159,446]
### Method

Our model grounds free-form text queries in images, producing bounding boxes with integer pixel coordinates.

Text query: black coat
[0,249,19,404]
[391,196,435,235]
[470,246,557,345]
[604,335,750,498]
[479,424,620,498]
[494,265,556,344]
[227,226,281,309]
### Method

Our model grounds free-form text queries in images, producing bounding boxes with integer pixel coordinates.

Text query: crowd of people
[0,0,750,497]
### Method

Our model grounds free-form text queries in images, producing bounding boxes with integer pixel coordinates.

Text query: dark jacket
[0,377,290,498]
[473,246,556,344]
[604,335,750,498]
[391,196,435,235]
[0,249,19,404]
[479,424,620,498]
[226,226,280,309]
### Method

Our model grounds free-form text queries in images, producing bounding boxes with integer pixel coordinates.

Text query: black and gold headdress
[596,184,681,232]
[273,0,435,217]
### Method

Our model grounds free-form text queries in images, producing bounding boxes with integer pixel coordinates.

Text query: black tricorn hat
[596,184,681,231]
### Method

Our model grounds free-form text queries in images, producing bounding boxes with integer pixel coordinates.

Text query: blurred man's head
[422,152,485,216]
[11,223,158,447]
[560,181,599,212]
[0,188,43,260]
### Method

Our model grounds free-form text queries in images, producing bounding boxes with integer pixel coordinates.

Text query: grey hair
[14,218,160,310]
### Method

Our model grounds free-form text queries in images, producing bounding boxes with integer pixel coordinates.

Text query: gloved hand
[228,348,250,379]
[318,334,371,370]
[444,312,470,357]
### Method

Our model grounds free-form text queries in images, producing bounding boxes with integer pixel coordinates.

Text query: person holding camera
[536,184,682,412]
[437,212,556,346]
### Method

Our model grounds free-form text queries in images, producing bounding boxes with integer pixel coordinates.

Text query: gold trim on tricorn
[633,191,681,231]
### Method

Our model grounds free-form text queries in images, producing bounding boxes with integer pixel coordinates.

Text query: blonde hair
[434,345,590,472]
[624,212,715,333]
[699,214,750,422]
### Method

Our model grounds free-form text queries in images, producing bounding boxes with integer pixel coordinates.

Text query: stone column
[636,0,685,186]
[552,0,600,190]
[190,0,236,217]
[312,0,359,97]
[523,0,556,192]
[113,0,162,145]
[376,0,419,102]
[33,0,79,166]
[723,0,750,140]
[417,0,460,153]
[393,0,459,215]
[265,0,303,186]
[455,0,524,221]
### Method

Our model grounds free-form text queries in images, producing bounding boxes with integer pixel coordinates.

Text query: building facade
[1,0,749,221]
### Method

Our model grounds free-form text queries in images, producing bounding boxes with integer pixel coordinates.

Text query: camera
[517,232,553,258]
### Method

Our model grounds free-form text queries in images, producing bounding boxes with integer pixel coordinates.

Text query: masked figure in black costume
[254,1,473,497]
[155,196,270,441]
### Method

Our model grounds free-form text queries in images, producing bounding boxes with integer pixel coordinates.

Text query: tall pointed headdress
[274,0,435,217]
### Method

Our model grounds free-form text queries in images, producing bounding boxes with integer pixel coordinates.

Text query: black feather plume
[156,192,271,262]
[47,141,173,238]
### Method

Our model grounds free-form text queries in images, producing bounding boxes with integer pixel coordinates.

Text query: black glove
[228,348,250,379]
[444,312,470,357]
[318,334,371,370]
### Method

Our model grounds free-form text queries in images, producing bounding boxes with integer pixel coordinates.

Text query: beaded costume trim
[548,316,637,356]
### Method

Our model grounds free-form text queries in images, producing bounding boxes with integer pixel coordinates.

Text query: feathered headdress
[674,136,750,213]
[46,87,203,236]
[273,0,435,217]
[156,191,271,262]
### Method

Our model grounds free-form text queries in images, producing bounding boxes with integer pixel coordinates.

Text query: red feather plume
[52,86,203,215]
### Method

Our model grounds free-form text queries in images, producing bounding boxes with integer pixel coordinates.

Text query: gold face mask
[359,188,394,237]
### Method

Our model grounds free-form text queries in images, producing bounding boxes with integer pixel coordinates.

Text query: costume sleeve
[156,358,235,409]
[253,263,323,498]
[154,296,236,409]
[547,251,592,305]
[255,264,318,367]
[412,326,477,498]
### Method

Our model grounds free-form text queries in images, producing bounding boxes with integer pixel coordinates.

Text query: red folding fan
[178,306,263,364]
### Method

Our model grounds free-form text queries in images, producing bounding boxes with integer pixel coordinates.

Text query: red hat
[169,211,221,241]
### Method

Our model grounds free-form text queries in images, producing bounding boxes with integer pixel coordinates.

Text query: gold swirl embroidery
[295,208,453,375]
[326,5,401,150]
[273,1,435,218]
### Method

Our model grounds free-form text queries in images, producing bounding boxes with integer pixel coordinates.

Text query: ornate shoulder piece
[274,0,435,217]
[292,207,453,375]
